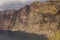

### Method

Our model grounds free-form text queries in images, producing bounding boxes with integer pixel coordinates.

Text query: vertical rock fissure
[25,5,30,27]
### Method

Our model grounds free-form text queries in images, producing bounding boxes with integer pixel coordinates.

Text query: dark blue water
[0,30,48,40]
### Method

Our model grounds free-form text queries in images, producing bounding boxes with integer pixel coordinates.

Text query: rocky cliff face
[0,1,60,37]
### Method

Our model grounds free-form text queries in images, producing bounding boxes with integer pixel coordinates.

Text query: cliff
[0,1,60,37]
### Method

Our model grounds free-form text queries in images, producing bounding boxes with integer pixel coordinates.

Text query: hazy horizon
[0,0,47,11]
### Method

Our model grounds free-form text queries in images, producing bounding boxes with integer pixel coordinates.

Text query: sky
[0,0,47,10]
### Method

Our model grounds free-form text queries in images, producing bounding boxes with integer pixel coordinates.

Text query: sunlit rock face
[0,1,60,37]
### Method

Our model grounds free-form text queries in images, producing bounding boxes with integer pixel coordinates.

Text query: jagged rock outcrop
[0,1,60,37]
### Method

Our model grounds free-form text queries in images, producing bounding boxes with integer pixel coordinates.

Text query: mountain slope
[0,1,60,37]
